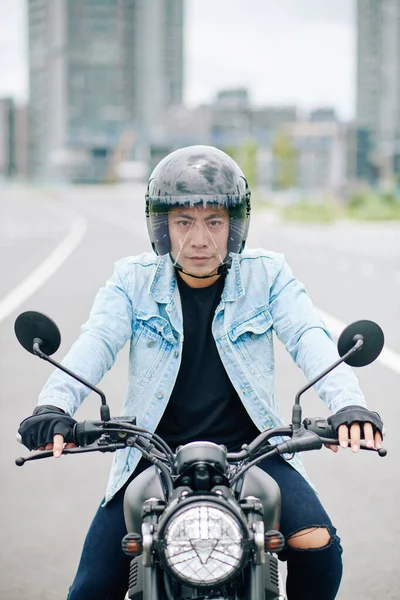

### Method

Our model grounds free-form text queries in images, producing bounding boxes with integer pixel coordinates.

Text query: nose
[188,220,210,247]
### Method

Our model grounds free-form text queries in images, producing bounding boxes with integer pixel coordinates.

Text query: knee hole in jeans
[287,526,331,550]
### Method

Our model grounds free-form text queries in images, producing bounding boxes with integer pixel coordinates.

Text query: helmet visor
[147,195,248,275]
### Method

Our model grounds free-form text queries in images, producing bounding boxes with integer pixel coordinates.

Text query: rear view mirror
[337,320,384,367]
[14,311,61,356]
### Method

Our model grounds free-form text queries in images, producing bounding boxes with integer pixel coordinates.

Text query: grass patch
[272,192,400,222]
[280,199,344,223]
[347,192,400,221]
[251,195,274,211]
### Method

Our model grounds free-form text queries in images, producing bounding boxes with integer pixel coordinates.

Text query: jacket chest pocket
[228,310,274,375]
[130,315,176,378]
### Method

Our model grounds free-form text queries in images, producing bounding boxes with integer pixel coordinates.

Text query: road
[0,184,399,599]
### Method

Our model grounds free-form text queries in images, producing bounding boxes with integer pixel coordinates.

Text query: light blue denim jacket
[38,249,366,504]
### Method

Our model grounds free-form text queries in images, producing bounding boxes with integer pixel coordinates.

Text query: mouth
[187,256,211,263]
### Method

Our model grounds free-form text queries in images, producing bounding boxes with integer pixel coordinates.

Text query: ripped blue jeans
[258,453,343,599]
[68,454,342,600]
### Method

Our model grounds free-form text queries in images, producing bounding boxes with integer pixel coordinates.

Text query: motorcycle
[14,311,386,600]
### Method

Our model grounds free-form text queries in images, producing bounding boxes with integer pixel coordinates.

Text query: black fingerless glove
[18,405,77,450]
[327,405,383,436]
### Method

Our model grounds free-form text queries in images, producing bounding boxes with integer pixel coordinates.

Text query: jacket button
[156,391,164,399]
[251,333,258,340]
[147,341,155,347]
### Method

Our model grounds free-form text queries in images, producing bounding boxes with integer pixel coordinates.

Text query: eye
[208,220,224,228]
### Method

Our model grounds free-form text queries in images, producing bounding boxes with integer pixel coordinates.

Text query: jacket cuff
[37,395,75,417]
[329,394,367,414]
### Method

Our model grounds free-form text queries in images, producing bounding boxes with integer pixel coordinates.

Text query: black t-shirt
[155,273,260,452]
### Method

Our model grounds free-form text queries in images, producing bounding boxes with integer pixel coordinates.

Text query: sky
[0,0,356,120]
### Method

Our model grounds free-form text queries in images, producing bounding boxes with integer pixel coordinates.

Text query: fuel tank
[238,465,281,531]
[124,464,281,534]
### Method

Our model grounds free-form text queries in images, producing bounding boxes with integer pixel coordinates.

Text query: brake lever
[15,442,127,466]
[363,446,387,456]
[318,438,387,457]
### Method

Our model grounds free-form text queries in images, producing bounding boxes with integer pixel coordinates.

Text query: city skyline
[1,0,355,119]
[26,0,184,181]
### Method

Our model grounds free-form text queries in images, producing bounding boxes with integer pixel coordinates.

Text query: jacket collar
[149,255,177,304]
[221,254,245,302]
[149,254,245,305]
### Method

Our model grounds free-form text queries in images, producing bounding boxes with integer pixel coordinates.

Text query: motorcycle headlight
[162,501,245,587]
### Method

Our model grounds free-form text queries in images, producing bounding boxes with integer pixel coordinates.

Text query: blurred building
[250,105,298,145]
[0,98,15,177]
[162,89,300,190]
[280,121,347,192]
[357,0,400,183]
[28,0,184,182]
[14,105,29,178]
[161,90,349,192]
[164,104,212,145]
[345,125,380,186]
[0,98,28,179]
[209,89,297,147]
[210,88,252,147]
[309,108,337,123]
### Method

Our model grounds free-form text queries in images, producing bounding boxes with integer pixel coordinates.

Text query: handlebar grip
[73,421,103,446]
[303,417,336,439]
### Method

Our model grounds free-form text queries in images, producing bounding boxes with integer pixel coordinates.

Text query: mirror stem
[291,335,364,431]
[32,338,110,421]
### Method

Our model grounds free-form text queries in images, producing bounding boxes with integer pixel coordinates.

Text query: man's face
[168,205,229,276]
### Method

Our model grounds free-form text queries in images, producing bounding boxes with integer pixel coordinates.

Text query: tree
[272,131,296,189]
[222,140,258,188]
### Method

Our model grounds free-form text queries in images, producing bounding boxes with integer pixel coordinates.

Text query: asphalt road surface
[1,184,399,599]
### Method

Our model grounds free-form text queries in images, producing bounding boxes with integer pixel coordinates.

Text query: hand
[18,405,77,454]
[325,422,383,453]
[37,435,77,458]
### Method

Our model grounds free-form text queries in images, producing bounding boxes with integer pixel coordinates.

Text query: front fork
[141,500,163,600]
[241,498,283,600]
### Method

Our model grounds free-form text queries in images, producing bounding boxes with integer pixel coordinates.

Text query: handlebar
[16,415,387,469]
[303,417,335,438]
[15,441,127,466]
[303,417,387,457]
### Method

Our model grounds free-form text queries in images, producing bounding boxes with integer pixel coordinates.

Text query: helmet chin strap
[171,255,230,279]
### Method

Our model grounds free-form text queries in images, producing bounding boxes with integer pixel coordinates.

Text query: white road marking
[317,308,400,376]
[0,214,87,325]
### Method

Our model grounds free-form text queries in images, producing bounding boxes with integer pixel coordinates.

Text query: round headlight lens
[163,503,244,586]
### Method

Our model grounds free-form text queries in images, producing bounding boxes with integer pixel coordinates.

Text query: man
[18,146,383,600]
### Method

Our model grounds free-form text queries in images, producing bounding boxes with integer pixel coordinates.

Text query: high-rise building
[0,99,28,179]
[356,0,400,181]
[281,121,347,192]
[28,0,184,182]
[0,98,16,177]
